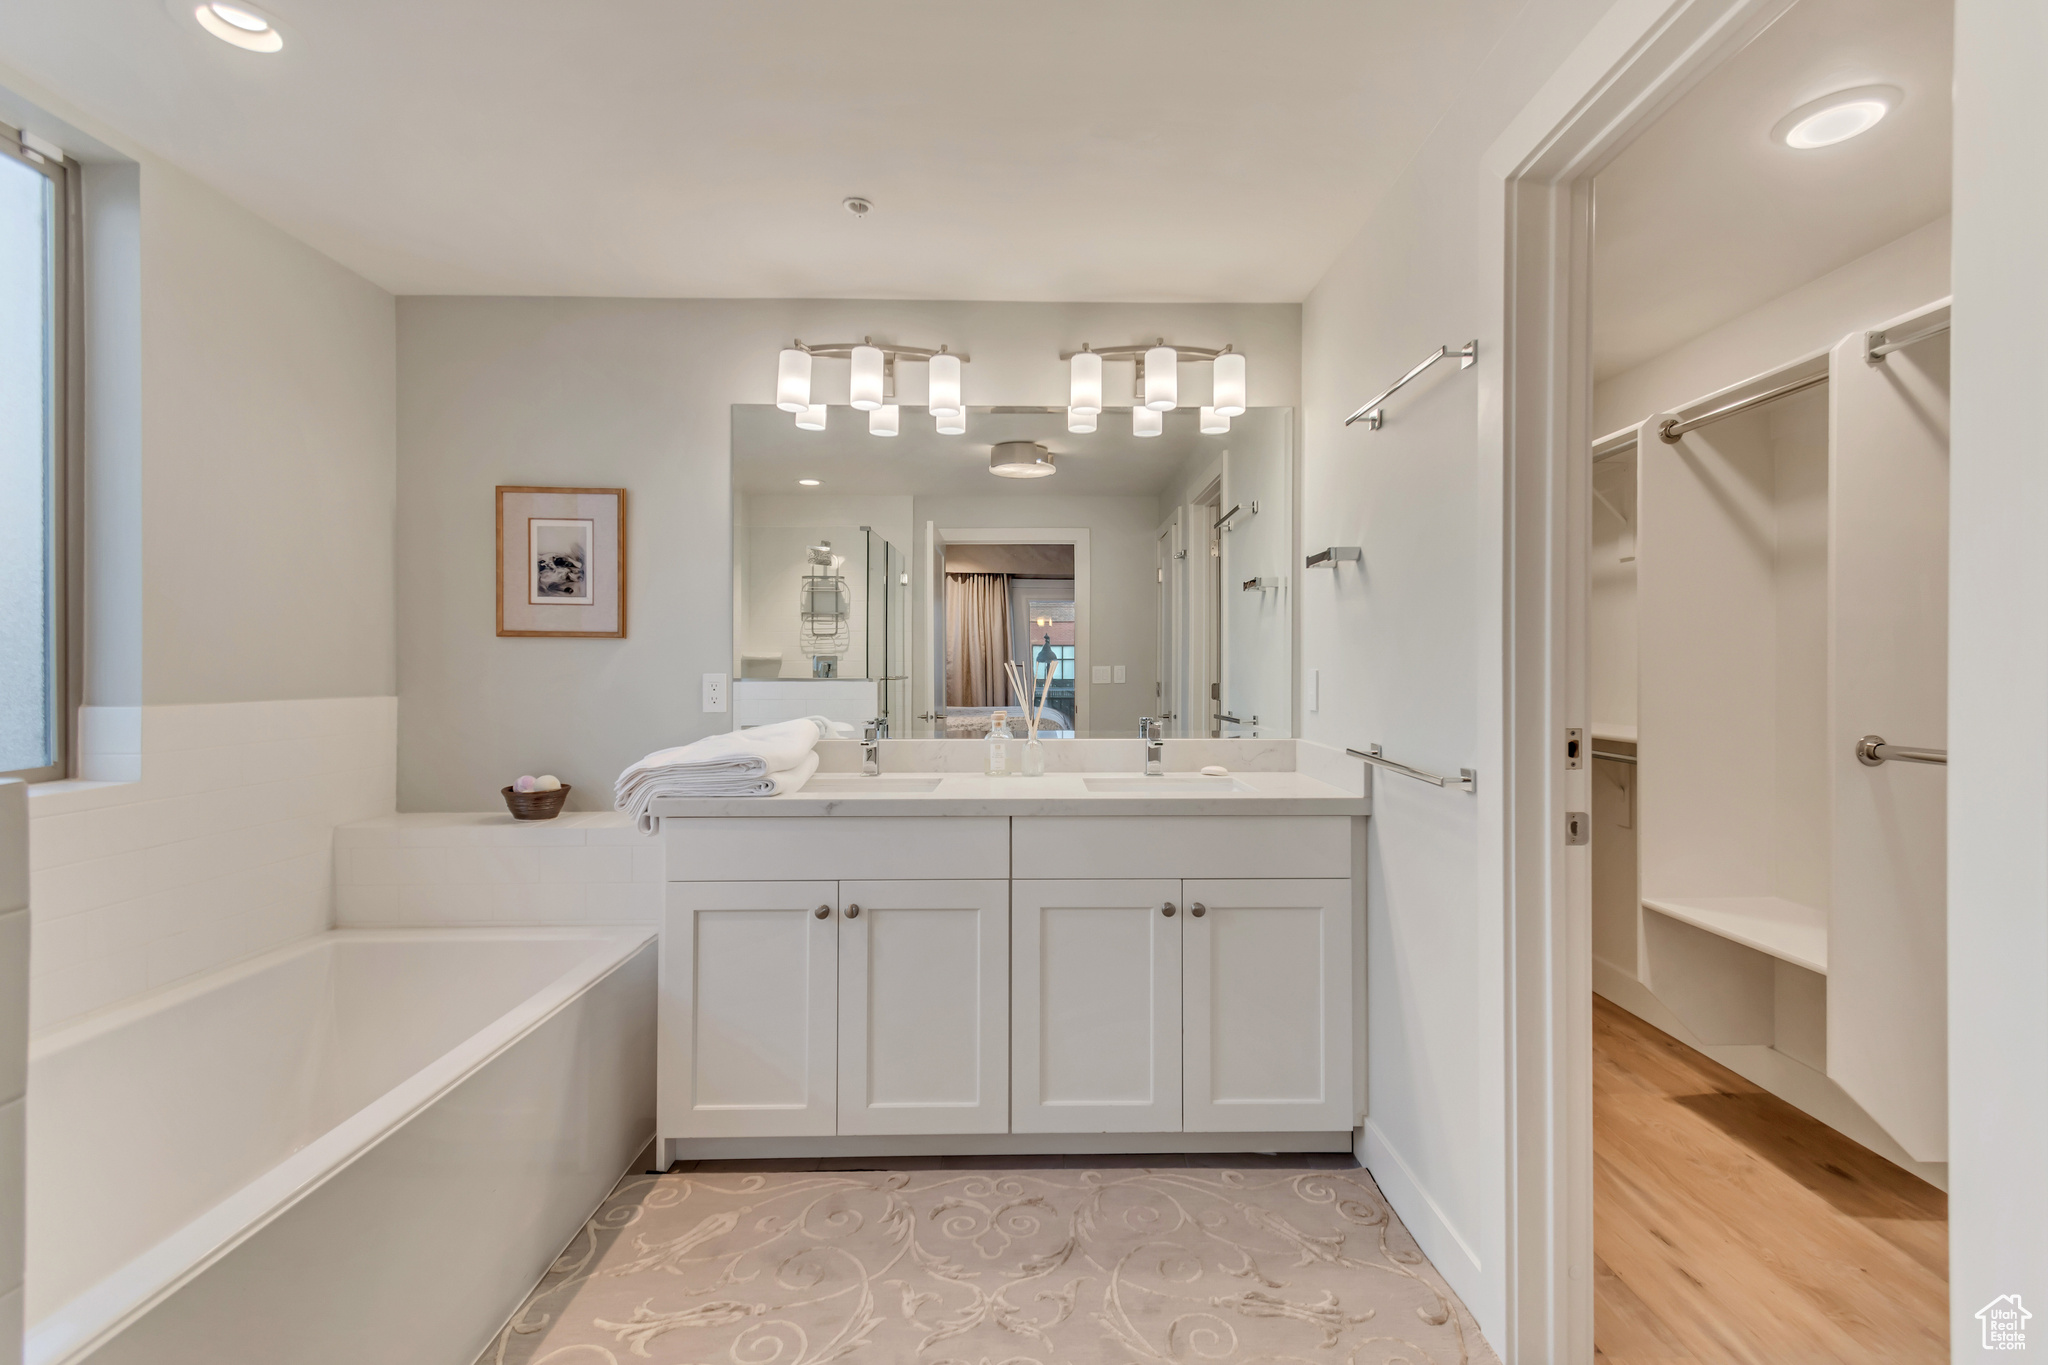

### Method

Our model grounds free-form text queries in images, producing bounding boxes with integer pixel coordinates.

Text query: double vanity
[652,739,1369,1165]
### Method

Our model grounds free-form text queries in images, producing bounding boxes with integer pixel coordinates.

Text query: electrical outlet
[1113,665,1127,683]
[702,672,728,712]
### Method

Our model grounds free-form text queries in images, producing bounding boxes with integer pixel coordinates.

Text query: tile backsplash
[26,699,396,1036]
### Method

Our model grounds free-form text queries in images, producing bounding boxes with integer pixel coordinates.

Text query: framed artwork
[496,486,627,637]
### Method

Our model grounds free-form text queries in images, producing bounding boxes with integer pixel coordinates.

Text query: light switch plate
[1112,665,1127,683]
[702,672,728,712]
[1091,665,1112,684]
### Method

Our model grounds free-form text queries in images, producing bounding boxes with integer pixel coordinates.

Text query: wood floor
[1593,995,1947,1364]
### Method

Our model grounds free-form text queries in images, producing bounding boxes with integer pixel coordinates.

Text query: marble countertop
[650,742,1371,818]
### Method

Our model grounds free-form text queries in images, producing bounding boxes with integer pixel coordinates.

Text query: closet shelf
[1590,722,1637,744]
[1641,896,1827,975]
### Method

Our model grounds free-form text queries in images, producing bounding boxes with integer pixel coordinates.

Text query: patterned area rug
[480,1165,1495,1365]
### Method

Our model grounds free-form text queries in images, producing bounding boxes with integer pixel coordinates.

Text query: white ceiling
[0,0,1523,300]
[733,405,1282,498]
[1591,0,1952,380]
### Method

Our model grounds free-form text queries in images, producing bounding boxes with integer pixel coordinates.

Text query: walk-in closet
[1585,0,1952,1357]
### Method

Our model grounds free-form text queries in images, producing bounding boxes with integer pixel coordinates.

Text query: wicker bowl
[502,783,571,820]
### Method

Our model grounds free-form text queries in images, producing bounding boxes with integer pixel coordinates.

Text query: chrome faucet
[862,718,887,776]
[1139,717,1164,776]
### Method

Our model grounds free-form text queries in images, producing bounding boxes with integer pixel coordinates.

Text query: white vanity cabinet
[659,808,1360,1155]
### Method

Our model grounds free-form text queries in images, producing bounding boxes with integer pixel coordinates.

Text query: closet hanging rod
[1657,371,1828,444]
[1592,749,1637,765]
[1865,317,1950,363]
[1346,745,1477,792]
[1855,734,1947,767]
[1344,341,1477,429]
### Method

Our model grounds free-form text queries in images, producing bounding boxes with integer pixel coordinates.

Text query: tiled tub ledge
[335,812,661,927]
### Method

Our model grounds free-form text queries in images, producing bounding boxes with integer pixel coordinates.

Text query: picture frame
[496,486,627,637]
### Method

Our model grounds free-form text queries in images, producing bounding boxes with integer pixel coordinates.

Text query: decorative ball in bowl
[502,775,570,820]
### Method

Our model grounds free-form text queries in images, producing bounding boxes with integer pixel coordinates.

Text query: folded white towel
[615,716,833,832]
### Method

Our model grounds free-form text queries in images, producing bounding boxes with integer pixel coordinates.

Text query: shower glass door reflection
[1010,580,1075,734]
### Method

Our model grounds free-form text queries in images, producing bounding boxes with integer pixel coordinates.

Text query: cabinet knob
[1162,901,1177,917]
[1190,902,1206,917]
[815,905,830,919]
[845,904,861,919]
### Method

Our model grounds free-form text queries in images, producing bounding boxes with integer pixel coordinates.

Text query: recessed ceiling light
[798,478,821,486]
[193,0,284,50]
[1772,85,1900,150]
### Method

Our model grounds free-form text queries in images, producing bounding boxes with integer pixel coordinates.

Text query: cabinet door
[661,881,837,1138]
[837,880,1009,1135]
[1183,878,1353,1132]
[1012,879,1183,1133]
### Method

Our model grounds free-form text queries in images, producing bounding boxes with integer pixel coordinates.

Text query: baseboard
[1359,1118,1484,1290]
[1592,958,1948,1191]
[663,1130,1354,1162]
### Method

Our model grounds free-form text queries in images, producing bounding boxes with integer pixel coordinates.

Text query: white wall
[1296,0,1624,1339]
[1948,0,2048,1349]
[0,69,401,1027]
[1593,215,1950,436]
[0,781,25,1363]
[395,299,1298,809]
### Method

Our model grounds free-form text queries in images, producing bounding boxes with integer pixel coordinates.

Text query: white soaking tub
[25,927,656,1365]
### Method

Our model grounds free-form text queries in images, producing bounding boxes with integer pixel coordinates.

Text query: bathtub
[24,927,656,1365]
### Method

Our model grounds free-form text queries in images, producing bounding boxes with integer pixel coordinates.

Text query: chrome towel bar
[1344,341,1477,429]
[1346,744,1477,793]
[1856,734,1947,767]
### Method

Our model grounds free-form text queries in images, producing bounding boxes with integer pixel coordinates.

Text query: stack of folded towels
[615,715,843,833]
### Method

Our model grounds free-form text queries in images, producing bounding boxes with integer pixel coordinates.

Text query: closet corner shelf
[1640,895,1827,975]
[1590,722,1637,744]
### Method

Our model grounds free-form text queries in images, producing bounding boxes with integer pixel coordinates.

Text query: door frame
[1488,0,1799,1358]
[937,527,1092,731]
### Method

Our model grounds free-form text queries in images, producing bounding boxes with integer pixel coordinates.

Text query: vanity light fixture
[849,345,886,410]
[779,337,968,433]
[794,403,827,431]
[1069,348,1103,414]
[1133,407,1163,438]
[1200,406,1229,435]
[777,348,812,412]
[1059,339,1243,417]
[1212,351,1247,416]
[193,0,283,50]
[1773,85,1901,149]
[935,408,967,436]
[869,404,899,437]
[990,441,1057,479]
[1067,408,1096,434]
[928,350,962,417]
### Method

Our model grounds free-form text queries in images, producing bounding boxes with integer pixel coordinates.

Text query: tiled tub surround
[26,700,396,1035]
[24,928,654,1365]
[334,812,661,927]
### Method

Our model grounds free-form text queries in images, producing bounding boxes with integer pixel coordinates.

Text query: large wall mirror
[731,405,1296,739]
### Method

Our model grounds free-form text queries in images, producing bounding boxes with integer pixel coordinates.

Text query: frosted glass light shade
[1067,407,1096,434]
[1212,351,1246,416]
[935,408,966,435]
[1200,406,1229,434]
[1133,406,1163,437]
[1069,351,1102,414]
[1143,346,1178,411]
[795,404,827,431]
[776,348,812,413]
[928,352,962,415]
[869,404,899,437]
[850,345,886,410]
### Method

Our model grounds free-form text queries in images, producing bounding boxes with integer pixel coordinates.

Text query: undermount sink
[800,774,945,794]
[1082,776,1251,793]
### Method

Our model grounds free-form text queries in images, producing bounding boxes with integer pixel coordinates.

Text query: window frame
[0,123,80,785]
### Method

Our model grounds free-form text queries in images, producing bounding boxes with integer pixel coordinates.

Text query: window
[0,126,72,782]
